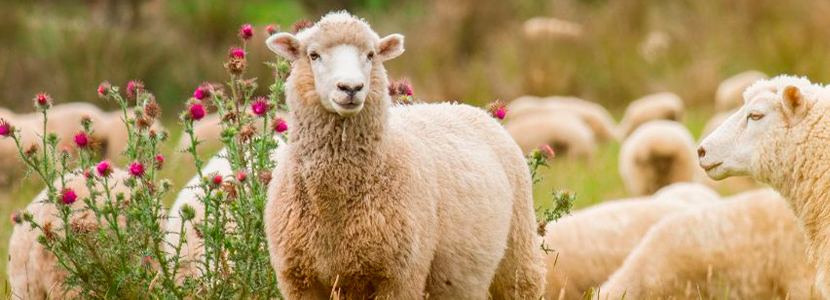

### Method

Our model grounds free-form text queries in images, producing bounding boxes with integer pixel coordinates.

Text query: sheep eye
[748,113,764,121]
[367,51,374,60]
[309,52,320,61]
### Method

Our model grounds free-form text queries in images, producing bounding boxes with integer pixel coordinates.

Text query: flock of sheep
[5,11,830,300]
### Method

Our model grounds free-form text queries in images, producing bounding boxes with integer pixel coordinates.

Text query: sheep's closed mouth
[701,161,722,171]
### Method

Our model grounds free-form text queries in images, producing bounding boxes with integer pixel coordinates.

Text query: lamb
[618,120,698,196]
[714,70,768,112]
[263,11,544,299]
[543,183,719,300]
[617,92,684,139]
[698,75,830,297]
[507,95,618,142]
[505,112,596,157]
[7,169,130,299]
[599,188,818,299]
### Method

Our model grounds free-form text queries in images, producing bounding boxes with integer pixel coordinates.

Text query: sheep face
[265,12,404,117]
[699,83,812,180]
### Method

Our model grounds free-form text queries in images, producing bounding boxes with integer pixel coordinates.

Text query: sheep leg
[488,205,545,299]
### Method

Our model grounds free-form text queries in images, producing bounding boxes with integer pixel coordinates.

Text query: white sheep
[264,11,544,298]
[618,120,698,196]
[599,188,818,299]
[522,17,583,40]
[7,169,130,299]
[698,75,830,297]
[714,70,768,112]
[699,109,757,193]
[505,112,596,158]
[507,95,618,142]
[543,183,719,300]
[617,92,684,139]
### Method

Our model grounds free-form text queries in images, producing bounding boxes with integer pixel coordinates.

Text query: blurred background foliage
[2,0,830,115]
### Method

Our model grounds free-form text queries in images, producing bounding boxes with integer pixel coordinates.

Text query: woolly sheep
[619,120,698,196]
[264,12,544,298]
[505,112,596,157]
[714,70,768,112]
[698,75,830,297]
[543,183,719,300]
[7,169,130,299]
[507,95,617,142]
[599,188,817,299]
[617,92,684,139]
[522,17,583,40]
[699,109,757,193]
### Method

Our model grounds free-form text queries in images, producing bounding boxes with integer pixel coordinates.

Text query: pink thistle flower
[155,155,164,170]
[0,119,13,138]
[272,117,288,133]
[540,144,556,159]
[129,162,145,177]
[397,78,413,96]
[10,211,23,224]
[239,24,253,40]
[212,174,223,186]
[236,171,247,182]
[193,85,209,100]
[126,80,144,99]
[486,101,508,120]
[61,188,77,205]
[96,160,112,177]
[33,93,52,109]
[250,97,270,117]
[229,47,245,59]
[189,103,206,121]
[74,132,89,148]
[97,82,111,98]
[83,170,92,179]
[265,24,279,35]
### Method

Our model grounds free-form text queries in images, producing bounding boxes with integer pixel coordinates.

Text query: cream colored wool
[698,75,830,297]
[505,112,596,158]
[619,120,698,196]
[507,95,617,142]
[543,183,719,300]
[7,169,130,300]
[264,11,543,299]
[715,70,768,112]
[617,92,684,139]
[599,188,818,299]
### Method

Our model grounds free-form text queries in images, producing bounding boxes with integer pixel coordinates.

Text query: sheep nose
[697,146,706,159]
[338,83,364,97]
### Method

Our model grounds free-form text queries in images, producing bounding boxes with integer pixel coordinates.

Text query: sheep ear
[266,33,302,61]
[377,34,405,62]
[782,85,808,124]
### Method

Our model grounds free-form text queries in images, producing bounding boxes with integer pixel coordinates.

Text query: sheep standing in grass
[505,112,596,158]
[617,92,684,139]
[543,183,719,300]
[264,11,544,298]
[599,188,817,299]
[507,96,617,142]
[8,169,130,299]
[619,120,698,196]
[698,75,830,297]
[715,70,768,112]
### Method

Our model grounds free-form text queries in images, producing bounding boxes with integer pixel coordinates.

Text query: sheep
[522,17,583,40]
[714,70,768,112]
[698,75,830,297]
[543,183,719,300]
[699,109,757,193]
[617,92,684,139]
[507,95,618,142]
[599,188,818,299]
[504,112,596,158]
[263,11,544,299]
[618,120,698,196]
[7,169,130,299]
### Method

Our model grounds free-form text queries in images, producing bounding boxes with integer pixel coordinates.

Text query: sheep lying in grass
[715,70,767,112]
[619,120,698,196]
[7,169,130,299]
[508,95,617,142]
[599,188,817,299]
[617,92,684,139]
[698,75,830,297]
[543,183,719,300]
[505,112,596,158]
[264,11,544,298]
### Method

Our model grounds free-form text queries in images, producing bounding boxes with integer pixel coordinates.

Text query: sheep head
[698,75,819,181]
[266,11,405,117]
